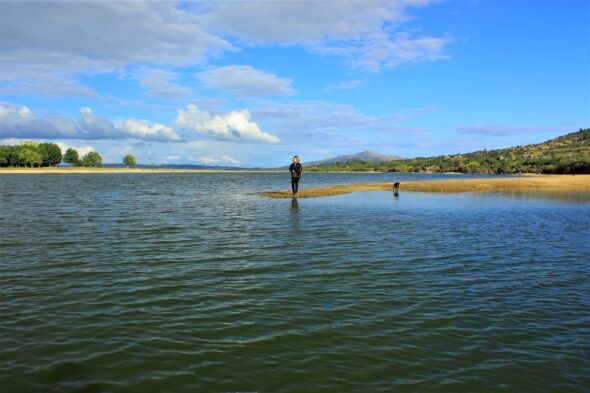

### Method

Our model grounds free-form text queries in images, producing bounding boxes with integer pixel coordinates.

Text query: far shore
[0,167,555,175]
[0,167,284,174]
[259,175,590,198]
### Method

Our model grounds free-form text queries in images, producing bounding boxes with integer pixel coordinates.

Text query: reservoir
[1,172,589,392]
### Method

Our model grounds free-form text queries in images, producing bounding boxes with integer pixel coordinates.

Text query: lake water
[1,172,589,392]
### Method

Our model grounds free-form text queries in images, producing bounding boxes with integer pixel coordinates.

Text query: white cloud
[203,0,450,71]
[252,100,437,134]
[250,100,430,152]
[119,119,181,142]
[0,76,99,98]
[174,104,280,143]
[0,103,181,142]
[0,0,450,99]
[1,102,284,146]
[251,101,377,132]
[0,2,231,96]
[78,107,118,139]
[193,155,240,165]
[0,137,27,146]
[315,32,451,71]
[198,65,296,96]
[135,68,193,98]
[203,0,401,43]
[55,142,95,157]
[0,103,80,139]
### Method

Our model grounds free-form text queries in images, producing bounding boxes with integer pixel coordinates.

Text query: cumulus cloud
[0,103,181,142]
[78,107,118,139]
[0,103,80,139]
[55,142,95,157]
[198,65,296,96]
[0,102,280,144]
[174,104,280,143]
[119,119,181,142]
[193,155,240,165]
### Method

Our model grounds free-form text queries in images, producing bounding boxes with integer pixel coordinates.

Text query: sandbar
[259,175,590,198]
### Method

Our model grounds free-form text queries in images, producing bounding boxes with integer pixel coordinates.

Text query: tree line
[307,128,590,174]
[0,141,136,168]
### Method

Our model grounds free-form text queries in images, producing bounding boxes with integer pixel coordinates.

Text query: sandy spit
[259,175,590,198]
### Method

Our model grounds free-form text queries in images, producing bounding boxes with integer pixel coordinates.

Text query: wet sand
[259,175,590,198]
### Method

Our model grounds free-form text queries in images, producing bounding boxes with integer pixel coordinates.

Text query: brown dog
[393,182,400,197]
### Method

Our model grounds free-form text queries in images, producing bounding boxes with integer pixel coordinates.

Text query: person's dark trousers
[291,177,300,193]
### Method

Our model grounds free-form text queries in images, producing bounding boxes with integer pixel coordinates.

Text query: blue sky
[0,0,588,166]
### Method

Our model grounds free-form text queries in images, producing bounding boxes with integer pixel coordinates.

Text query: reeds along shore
[259,175,590,198]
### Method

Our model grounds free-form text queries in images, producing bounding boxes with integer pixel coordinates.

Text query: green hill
[307,128,590,174]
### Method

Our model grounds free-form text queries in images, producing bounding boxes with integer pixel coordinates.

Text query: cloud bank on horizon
[0,0,587,166]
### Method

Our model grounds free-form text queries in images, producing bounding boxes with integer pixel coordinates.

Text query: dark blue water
[1,173,589,392]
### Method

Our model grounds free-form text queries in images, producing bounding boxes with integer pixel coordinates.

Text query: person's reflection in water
[290,197,299,212]
[289,197,300,232]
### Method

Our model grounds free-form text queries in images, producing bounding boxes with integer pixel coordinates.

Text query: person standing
[289,156,303,195]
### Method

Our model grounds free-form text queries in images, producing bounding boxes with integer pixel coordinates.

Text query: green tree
[0,145,12,167]
[38,143,62,166]
[63,148,80,166]
[123,154,136,167]
[21,140,40,149]
[466,161,482,173]
[81,151,103,167]
[393,164,412,172]
[18,146,43,167]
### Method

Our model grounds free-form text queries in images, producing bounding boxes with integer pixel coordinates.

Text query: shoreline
[259,175,590,198]
[0,167,284,174]
[0,167,550,175]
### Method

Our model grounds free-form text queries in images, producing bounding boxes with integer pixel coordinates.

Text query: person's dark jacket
[289,163,303,178]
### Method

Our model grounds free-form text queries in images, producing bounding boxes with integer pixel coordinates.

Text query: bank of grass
[0,167,281,174]
[259,175,590,198]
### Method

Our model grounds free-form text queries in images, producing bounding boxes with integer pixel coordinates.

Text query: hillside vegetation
[307,129,590,174]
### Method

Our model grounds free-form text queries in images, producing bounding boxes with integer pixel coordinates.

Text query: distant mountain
[306,128,590,174]
[305,151,402,166]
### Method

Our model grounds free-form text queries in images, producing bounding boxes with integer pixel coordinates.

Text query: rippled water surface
[1,173,589,392]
